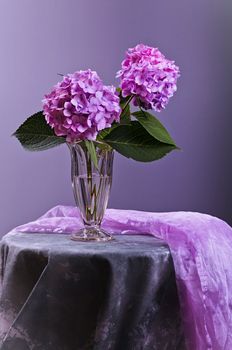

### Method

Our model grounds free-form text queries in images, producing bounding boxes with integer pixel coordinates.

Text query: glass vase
[68,142,114,241]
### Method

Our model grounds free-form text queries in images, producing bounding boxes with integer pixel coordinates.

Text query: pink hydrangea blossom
[42,70,121,142]
[116,44,180,112]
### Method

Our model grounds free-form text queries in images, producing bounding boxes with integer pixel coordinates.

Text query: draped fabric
[8,206,232,349]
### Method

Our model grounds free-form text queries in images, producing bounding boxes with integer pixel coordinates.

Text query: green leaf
[13,111,65,151]
[104,121,177,162]
[84,140,98,169]
[97,123,120,140]
[132,110,176,146]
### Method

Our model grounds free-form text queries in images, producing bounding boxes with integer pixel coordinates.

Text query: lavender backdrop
[0,0,232,235]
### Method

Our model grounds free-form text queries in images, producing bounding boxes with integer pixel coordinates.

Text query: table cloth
[1,205,232,349]
[0,233,185,350]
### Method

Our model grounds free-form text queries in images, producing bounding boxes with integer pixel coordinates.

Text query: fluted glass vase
[68,142,114,241]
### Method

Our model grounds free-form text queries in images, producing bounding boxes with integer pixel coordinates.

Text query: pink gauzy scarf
[11,205,232,350]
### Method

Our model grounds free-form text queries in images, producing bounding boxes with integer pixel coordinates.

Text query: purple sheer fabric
[12,205,232,350]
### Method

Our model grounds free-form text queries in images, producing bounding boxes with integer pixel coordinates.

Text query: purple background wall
[1,0,232,235]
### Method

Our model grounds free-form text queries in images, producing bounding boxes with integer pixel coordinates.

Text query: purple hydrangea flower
[42,70,121,142]
[116,44,180,112]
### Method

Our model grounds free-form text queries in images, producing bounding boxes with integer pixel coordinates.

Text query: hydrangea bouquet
[14,44,180,241]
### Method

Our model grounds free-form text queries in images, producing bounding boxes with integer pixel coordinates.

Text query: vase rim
[67,140,113,150]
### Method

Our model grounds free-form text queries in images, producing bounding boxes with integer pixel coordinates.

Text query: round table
[0,232,186,350]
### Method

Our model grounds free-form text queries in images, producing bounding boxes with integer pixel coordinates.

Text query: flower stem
[136,96,147,117]
[86,151,93,222]
[120,95,134,115]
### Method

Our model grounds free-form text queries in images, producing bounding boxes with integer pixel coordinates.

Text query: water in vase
[73,174,112,227]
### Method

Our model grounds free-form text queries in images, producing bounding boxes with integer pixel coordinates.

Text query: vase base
[71,227,114,242]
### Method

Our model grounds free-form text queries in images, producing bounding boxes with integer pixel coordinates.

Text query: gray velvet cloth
[0,232,186,350]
